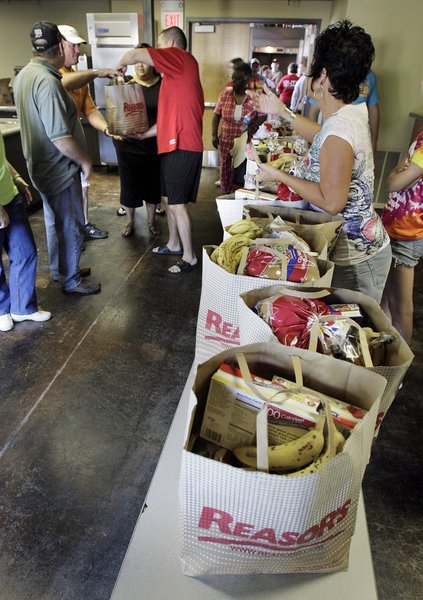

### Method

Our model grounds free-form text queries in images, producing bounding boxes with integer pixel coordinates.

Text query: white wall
[343,0,423,151]
[1,0,422,152]
[0,0,109,77]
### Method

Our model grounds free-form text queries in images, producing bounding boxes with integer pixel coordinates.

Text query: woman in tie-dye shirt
[381,82,423,342]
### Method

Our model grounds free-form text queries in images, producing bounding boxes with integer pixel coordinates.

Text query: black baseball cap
[30,22,63,52]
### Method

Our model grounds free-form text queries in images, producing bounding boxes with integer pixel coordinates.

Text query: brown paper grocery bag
[237,285,414,434]
[105,82,149,136]
[244,204,344,255]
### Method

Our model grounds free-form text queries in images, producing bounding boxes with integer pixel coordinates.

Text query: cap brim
[66,36,86,44]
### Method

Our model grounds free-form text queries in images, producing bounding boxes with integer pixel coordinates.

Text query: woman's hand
[13,176,32,205]
[127,124,157,141]
[0,205,9,229]
[212,134,219,149]
[247,83,286,116]
[256,163,285,184]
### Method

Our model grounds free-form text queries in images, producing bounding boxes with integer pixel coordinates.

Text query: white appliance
[86,13,142,164]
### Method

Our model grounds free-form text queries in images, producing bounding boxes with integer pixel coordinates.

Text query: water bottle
[240,112,253,132]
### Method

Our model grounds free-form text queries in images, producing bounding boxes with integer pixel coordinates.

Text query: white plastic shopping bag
[179,343,387,575]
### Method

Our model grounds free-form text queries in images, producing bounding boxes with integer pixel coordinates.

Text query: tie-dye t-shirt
[295,103,389,265]
[381,132,423,240]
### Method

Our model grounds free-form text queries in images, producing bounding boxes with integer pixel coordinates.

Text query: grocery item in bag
[242,244,320,282]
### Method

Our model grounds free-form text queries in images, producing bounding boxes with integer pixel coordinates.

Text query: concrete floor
[0,167,422,600]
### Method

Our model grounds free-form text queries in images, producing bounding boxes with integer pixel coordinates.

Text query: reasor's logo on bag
[197,500,352,553]
[204,309,240,344]
[123,101,145,116]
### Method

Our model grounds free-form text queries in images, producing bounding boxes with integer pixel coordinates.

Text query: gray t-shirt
[14,58,86,197]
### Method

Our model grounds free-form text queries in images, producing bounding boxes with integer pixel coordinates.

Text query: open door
[191,23,251,153]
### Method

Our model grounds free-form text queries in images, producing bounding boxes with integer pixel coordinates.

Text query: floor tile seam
[0,243,155,463]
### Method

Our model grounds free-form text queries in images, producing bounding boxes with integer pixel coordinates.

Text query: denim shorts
[331,244,392,304]
[390,238,423,268]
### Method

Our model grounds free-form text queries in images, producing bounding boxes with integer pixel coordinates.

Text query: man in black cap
[14,22,101,295]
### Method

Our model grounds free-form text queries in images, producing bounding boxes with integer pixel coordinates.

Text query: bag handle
[308,315,373,368]
[236,353,305,472]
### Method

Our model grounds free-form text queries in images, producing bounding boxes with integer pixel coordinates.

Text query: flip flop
[152,244,183,256]
[168,259,199,275]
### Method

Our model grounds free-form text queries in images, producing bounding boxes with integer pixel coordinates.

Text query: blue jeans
[0,194,38,315]
[41,174,84,291]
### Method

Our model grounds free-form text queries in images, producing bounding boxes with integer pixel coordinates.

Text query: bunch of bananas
[226,219,265,239]
[287,411,345,477]
[233,411,346,475]
[233,415,325,471]
[267,154,296,171]
[210,234,252,273]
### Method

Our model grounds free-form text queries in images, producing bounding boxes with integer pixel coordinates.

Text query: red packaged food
[256,295,331,348]
[244,245,320,283]
[277,182,303,201]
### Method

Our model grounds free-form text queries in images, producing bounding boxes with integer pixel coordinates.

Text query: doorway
[188,18,320,153]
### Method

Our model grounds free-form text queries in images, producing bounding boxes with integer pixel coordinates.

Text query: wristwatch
[92,69,99,78]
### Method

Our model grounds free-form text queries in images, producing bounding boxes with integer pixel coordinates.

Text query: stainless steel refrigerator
[86,13,142,164]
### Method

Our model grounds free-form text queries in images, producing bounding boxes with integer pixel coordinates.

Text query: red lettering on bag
[197,499,352,550]
[198,507,233,534]
[297,525,320,544]
[233,522,255,537]
[250,528,277,544]
[204,310,240,343]
[278,531,299,545]
[205,310,222,334]
[123,101,145,116]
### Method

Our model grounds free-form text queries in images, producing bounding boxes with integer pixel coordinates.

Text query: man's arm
[85,109,108,133]
[61,68,117,92]
[53,137,92,180]
[84,110,123,141]
[117,48,153,72]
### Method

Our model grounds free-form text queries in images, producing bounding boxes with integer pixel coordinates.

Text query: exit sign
[160,1,184,31]
[162,12,182,28]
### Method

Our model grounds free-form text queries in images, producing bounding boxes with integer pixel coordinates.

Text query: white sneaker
[0,313,14,332]
[11,310,52,323]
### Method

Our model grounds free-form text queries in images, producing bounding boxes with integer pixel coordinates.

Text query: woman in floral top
[248,20,391,303]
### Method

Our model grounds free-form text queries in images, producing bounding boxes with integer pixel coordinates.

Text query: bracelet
[104,127,109,136]
[284,107,297,123]
[13,174,21,182]
[92,69,99,78]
